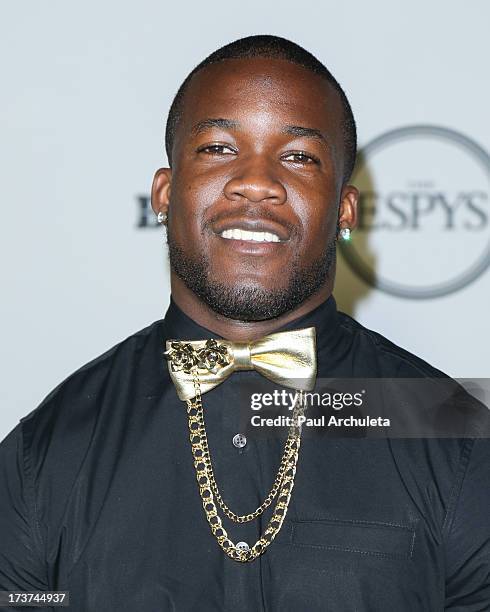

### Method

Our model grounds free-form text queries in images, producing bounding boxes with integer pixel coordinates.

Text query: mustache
[205,207,299,237]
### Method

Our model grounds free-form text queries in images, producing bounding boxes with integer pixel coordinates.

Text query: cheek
[171,171,224,218]
[174,155,226,193]
[292,190,339,248]
[303,219,334,256]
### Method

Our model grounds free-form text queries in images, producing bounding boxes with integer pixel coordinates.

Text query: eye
[197,143,237,156]
[282,151,320,165]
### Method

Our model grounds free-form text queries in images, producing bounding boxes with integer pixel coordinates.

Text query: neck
[170,273,334,342]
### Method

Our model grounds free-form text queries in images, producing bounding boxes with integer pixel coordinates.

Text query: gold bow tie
[164,327,317,401]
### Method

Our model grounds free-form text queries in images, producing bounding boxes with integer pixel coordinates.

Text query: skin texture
[152,57,358,341]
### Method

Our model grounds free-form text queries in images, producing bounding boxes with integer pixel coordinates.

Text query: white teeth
[220,228,281,242]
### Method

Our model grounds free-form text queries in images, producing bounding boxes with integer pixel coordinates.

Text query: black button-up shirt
[1,296,489,611]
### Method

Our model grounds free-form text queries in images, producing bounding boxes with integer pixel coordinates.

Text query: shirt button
[236,541,250,552]
[232,433,247,449]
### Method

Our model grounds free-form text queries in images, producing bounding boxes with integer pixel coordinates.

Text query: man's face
[153,57,358,321]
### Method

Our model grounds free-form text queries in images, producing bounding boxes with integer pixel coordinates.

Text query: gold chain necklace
[186,373,306,563]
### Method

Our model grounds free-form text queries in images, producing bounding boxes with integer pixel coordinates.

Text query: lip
[211,218,291,242]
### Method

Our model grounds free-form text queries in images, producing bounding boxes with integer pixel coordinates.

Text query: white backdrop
[1,1,488,441]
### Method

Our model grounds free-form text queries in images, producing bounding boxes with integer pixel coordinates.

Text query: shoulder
[335,310,489,432]
[336,310,449,378]
[19,318,165,440]
[7,318,167,522]
[0,319,166,564]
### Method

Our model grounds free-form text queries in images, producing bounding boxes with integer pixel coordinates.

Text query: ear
[338,184,359,231]
[151,167,172,218]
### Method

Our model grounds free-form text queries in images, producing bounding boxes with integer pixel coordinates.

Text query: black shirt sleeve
[0,423,49,607]
[444,438,490,610]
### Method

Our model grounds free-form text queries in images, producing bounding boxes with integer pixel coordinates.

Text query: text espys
[357,191,487,230]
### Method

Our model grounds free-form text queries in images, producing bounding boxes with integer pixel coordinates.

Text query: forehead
[178,57,344,140]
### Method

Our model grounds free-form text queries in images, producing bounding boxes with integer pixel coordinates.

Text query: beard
[167,231,337,322]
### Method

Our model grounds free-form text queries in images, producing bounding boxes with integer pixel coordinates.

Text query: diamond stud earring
[157,211,168,225]
[339,227,351,241]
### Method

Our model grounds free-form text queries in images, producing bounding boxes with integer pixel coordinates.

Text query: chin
[211,276,286,295]
[196,278,299,322]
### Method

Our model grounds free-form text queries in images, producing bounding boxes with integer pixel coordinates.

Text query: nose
[223,157,287,205]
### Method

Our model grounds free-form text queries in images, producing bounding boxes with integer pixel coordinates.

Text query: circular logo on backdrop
[339,125,490,298]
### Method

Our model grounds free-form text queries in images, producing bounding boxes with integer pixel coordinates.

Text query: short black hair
[165,35,357,182]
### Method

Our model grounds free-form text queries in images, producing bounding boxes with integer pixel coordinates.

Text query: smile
[219,228,282,243]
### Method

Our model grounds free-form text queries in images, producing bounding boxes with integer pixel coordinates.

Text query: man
[0,35,489,611]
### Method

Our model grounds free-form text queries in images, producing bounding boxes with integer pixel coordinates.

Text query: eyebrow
[191,118,239,136]
[190,118,334,153]
[283,125,333,151]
